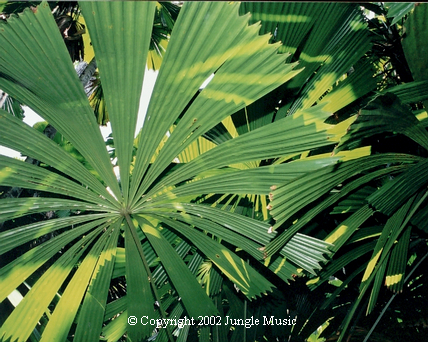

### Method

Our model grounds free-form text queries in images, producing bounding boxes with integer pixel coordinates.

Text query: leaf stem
[124,213,175,342]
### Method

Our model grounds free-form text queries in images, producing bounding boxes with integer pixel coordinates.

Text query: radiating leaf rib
[336,93,428,153]
[150,157,340,203]
[146,203,271,244]
[368,158,428,216]
[112,227,167,279]
[151,237,192,288]
[330,185,376,214]
[131,2,302,204]
[137,30,301,197]
[269,156,413,224]
[135,216,218,319]
[387,79,428,105]
[265,154,417,257]
[0,3,121,198]
[129,2,254,201]
[74,219,122,342]
[0,109,118,207]
[230,95,276,138]
[0,213,109,255]
[151,215,274,300]
[143,201,332,271]
[125,219,156,341]
[0,226,103,342]
[143,226,193,286]
[0,218,107,303]
[157,210,265,258]
[0,155,112,206]
[273,4,369,118]
[0,197,114,223]
[157,210,330,275]
[178,136,218,163]
[283,239,329,274]
[80,1,156,203]
[135,104,334,208]
[39,225,117,342]
[103,296,127,322]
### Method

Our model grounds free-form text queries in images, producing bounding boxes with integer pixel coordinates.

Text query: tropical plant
[193,2,428,342]
[256,3,428,342]
[0,2,340,341]
[0,1,178,126]
[2,2,428,342]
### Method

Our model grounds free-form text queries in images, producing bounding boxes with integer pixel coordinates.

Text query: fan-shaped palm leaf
[0,2,335,341]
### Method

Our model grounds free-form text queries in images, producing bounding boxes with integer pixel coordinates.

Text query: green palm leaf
[130,2,302,202]
[0,219,106,303]
[38,226,114,342]
[153,215,274,299]
[80,1,156,202]
[0,2,121,198]
[0,226,102,342]
[136,216,218,318]
[0,109,118,204]
[124,218,158,341]
[74,220,122,342]
[0,2,343,340]
[335,93,428,153]
[0,214,109,254]
[336,192,427,342]
[265,153,419,256]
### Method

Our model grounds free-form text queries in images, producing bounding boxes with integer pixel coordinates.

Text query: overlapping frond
[0,2,336,341]
[3,2,422,341]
